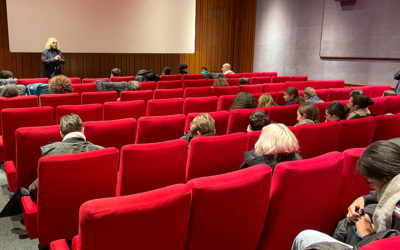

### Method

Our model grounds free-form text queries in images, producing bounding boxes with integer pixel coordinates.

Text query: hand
[347,196,365,223]
[55,55,61,61]
[355,214,374,238]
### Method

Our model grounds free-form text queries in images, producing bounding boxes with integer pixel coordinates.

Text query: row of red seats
[160,72,278,81]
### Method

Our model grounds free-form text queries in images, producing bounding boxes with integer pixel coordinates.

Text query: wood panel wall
[0,0,257,79]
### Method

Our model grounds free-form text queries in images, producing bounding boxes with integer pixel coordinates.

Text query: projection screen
[6,0,196,53]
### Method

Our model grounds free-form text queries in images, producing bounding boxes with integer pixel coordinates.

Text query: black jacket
[41,49,65,78]
[240,150,302,173]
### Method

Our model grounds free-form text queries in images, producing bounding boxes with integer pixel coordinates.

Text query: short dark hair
[230,92,256,110]
[201,67,208,71]
[351,95,374,109]
[1,85,20,97]
[239,78,249,85]
[326,102,347,120]
[0,70,13,79]
[350,89,364,98]
[249,110,269,131]
[163,67,171,75]
[111,68,121,77]
[178,64,188,73]
[60,113,83,136]
[357,140,400,179]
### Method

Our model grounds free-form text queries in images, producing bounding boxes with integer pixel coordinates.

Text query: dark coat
[240,150,302,173]
[41,49,65,78]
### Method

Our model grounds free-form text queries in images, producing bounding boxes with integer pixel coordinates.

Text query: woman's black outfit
[41,49,65,78]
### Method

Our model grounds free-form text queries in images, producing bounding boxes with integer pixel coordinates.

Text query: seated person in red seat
[110,68,121,78]
[213,78,229,87]
[284,87,303,105]
[347,94,374,119]
[49,75,73,94]
[258,93,277,108]
[230,92,256,110]
[325,102,347,122]
[181,113,216,144]
[247,110,270,132]
[292,139,400,250]
[240,123,302,172]
[0,113,103,217]
[1,85,20,97]
[303,87,324,104]
[295,103,319,127]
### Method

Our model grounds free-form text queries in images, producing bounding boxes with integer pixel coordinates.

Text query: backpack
[26,83,50,97]
[135,70,160,82]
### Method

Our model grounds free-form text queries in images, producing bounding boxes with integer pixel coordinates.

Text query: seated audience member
[303,87,323,104]
[181,113,216,144]
[0,70,17,85]
[295,103,319,126]
[0,113,103,217]
[239,78,250,85]
[347,94,374,119]
[247,110,269,132]
[284,87,303,105]
[222,63,235,74]
[240,123,301,172]
[162,67,171,75]
[110,68,121,78]
[49,75,73,94]
[0,85,20,97]
[178,64,188,75]
[200,67,209,75]
[383,90,396,96]
[135,69,159,82]
[325,102,347,122]
[126,80,141,91]
[350,89,364,98]
[213,78,229,87]
[258,93,277,108]
[230,92,256,110]
[292,139,400,250]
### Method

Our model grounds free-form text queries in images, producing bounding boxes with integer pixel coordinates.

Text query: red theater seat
[17,78,49,86]
[185,111,229,135]
[229,78,240,86]
[225,73,244,78]
[250,77,271,85]
[368,97,387,116]
[246,130,261,151]
[271,76,291,83]
[217,95,236,111]
[136,114,186,144]
[373,113,400,141]
[212,86,240,96]
[308,80,345,89]
[227,108,260,134]
[156,80,183,89]
[266,104,299,126]
[81,91,117,104]
[117,139,187,196]
[337,116,377,151]
[183,79,209,88]
[328,88,352,101]
[314,102,332,123]
[384,96,400,114]
[186,133,248,181]
[315,89,330,102]
[361,236,400,250]
[103,100,145,120]
[184,87,213,98]
[361,85,391,97]
[0,96,38,134]
[183,96,218,115]
[110,76,135,82]
[82,78,109,83]
[146,98,184,116]
[84,119,136,150]
[258,152,344,250]
[290,75,308,81]
[40,93,81,123]
[139,81,157,90]
[183,74,203,80]
[71,83,97,94]
[286,81,308,90]
[153,88,184,99]
[260,72,278,77]
[56,104,103,123]
[239,84,263,93]
[186,165,272,250]
[263,83,287,93]
[160,74,182,81]
[120,90,153,102]
[68,77,81,84]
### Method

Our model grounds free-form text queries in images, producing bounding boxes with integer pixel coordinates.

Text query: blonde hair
[258,93,277,107]
[127,81,140,91]
[303,87,317,98]
[213,78,229,87]
[45,37,58,50]
[298,103,319,123]
[189,114,215,137]
[254,123,299,156]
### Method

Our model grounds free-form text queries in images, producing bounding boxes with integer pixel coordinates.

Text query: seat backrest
[286,81,308,90]
[328,88,351,101]
[17,78,49,86]
[184,87,213,98]
[217,95,236,111]
[15,125,61,188]
[315,89,330,102]
[183,74,203,80]
[225,73,244,78]
[136,114,186,143]
[56,104,103,123]
[295,121,340,159]
[360,235,400,250]
[0,96,38,134]
[120,90,153,102]
[156,80,183,89]
[40,93,81,123]
[269,91,286,105]
[289,76,308,81]
[160,74,182,81]
[153,88,184,99]
[37,148,119,246]
[146,98,184,116]
[183,79,209,88]
[139,81,157,91]
[308,80,345,89]
[368,97,387,116]
[384,96,400,114]
[262,83,287,93]
[266,104,299,126]
[337,116,377,152]
[314,101,332,123]
[373,113,400,141]
[110,76,135,82]
[69,77,81,84]
[71,83,97,94]
[227,108,260,133]
[186,165,272,250]
[246,130,261,151]
[361,85,391,98]
[250,77,271,85]
[103,100,145,120]
[239,84,264,93]
[258,152,344,250]
[117,139,188,196]
[81,91,118,104]
[260,72,278,77]
[2,107,53,162]
[185,111,229,135]
[271,76,291,83]
[82,78,109,83]
[212,86,239,96]
[77,184,191,250]
[84,118,136,150]
[183,96,218,115]
[229,78,240,86]
[186,133,248,181]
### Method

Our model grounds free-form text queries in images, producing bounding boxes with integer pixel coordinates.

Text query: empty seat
[337,116,377,152]
[139,81,157,91]
[136,114,186,144]
[361,85,391,97]
[146,98,184,116]
[289,76,308,81]
[117,139,188,196]
[217,95,236,111]
[22,148,119,246]
[184,87,213,98]
[315,89,330,102]
[227,108,260,134]
[160,74,182,81]
[17,78,49,86]
[153,88,184,99]
[368,97,387,116]
[185,111,230,135]
[183,74,204,80]
[81,91,117,104]
[243,72,261,77]
[110,76,135,82]
[82,78,109,83]
[56,104,103,123]
[361,235,400,250]
[286,81,308,90]
[309,80,345,89]
[239,84,263,93]
[120,90,153,102]
[103,100,145,120]
[183,96,218,115]
[186,164,272,250]
[68,77,81,84]
[156,80,183,89]
[71,83,97,94]
[225,73,244,78]
[186,133,248,180]
[263,83,287,93]
[328,88,351,101]
[260,72,278,77]
[212,86,240,96]
[250,77,271,85]
[246,130,261,151]
[40,93,81,123]
[84,118,136,150]
[384,96,400,114]
[183,79,209,88]
[373,113,400,141]
[271,76,291,83]
[267,104,299,126]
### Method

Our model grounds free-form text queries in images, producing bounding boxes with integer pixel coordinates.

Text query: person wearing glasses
[41,37,65,78]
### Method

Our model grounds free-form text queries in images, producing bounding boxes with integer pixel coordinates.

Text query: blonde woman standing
[41,37,65,78]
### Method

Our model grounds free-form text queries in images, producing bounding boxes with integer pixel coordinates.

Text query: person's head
[222,63,232,73]
[297,103,319,123]
[239,78,249,85]
[230,92,256,110]
[178,64,188,73]
[0,70,13,79]
[201,67,208,72]
[45,37,58,50]
[189,113,216,137]
[0,85,20,97]
[383,90,396,96]
[350,89,364,98]
[303,87,317,100]
[111,68,121,77]
[49,75,73,94]
[59,113,84,138]
[163,67,171,75]
[126,81,140,91]
[347,94,374,113]
[254,123,299,156]
[284,87,300,104]
[325,102,347,122]
[357,140,400,194]
[258,93,277,108]
[248,110,269,132]
[213,78,229,87]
